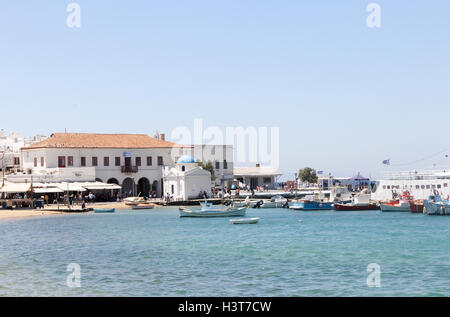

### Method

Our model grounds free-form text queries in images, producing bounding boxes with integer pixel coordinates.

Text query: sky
[1,1,450,179]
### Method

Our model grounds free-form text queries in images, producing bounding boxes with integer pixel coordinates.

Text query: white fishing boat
[179,199,247,217]
[179,206,247,217]
[229,218,259,224]
[250,195,288,208]
[124,197,147,206]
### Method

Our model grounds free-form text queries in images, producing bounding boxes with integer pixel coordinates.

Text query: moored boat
[423,194,450,215]
[94,208,115,213]
[289,200,333,210]
[409,200,424,213]
[334,203,380,211]
[229,217,259,224]
[380,192,414,212]
[131,203,155,210]
[179,206,247,218]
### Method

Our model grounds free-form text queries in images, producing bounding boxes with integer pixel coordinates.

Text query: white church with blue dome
[163,155,212,200]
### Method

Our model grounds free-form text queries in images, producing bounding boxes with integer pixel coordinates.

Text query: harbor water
[1,208,450,296]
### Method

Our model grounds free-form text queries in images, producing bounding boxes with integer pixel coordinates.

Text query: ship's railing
[380,167,450,180]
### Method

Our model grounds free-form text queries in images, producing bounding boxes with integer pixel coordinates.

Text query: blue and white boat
[423,194,450,215]
[289,199,333,210]
[94,208,115,213]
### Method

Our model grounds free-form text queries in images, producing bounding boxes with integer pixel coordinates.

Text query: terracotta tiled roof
[22,133,186,149]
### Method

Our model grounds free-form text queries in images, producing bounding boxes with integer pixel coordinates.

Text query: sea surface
[1,207,450,296]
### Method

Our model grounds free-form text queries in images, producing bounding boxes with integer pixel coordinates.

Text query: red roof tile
[22,133,187,149]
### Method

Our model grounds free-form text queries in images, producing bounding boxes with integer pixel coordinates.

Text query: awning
[33,187,64,194]
[57,183,87,192]
[77,182,121,190]
[0,183,32,193]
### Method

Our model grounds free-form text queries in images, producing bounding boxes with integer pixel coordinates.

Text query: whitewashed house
[163,155,212,200]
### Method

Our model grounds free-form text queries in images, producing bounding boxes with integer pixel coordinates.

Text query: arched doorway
[137,178,150,197]
[122,178,135,197]
[95,178,103,183]
[151,180,159,197]
[107,178,119,185]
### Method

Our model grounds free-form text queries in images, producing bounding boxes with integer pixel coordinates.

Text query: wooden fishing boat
[131,204,155,210]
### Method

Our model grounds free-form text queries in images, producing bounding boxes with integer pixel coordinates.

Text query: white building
[0,130,46,173]
[163,155,212,200]
[234,164,282,189]
[188,145,234,188]
[18,133,190,197]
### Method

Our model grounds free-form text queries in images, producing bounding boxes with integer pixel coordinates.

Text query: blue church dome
[177,155,195,164]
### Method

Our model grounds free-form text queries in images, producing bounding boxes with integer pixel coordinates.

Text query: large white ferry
[371,168,450,201]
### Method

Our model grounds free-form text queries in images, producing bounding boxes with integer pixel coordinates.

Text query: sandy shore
[0,209,64,221]
[0,201,165,222]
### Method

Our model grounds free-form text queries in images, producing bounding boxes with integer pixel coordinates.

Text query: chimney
[160,133,165,141]
[256,163,260,168]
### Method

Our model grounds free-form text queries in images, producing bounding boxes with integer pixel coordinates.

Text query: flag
[382,159,390,165]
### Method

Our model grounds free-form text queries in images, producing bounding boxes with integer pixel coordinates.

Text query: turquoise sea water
[1,207,450,296]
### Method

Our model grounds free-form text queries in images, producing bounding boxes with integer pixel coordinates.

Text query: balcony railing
[121,166,138,173]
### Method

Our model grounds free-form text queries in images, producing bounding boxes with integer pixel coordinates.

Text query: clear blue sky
[1,1,450,179]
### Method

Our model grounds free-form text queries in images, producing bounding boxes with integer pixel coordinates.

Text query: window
[171,184,174,194]
[34,158,38,167]
[445,183,448,188]
[263,177,271,183]
[416,185,420,189]
[92,157,98,166]
[182,165,185,172]
[215,161,220,169]
[136,157,141,166]
[104,157,109,166]
[14,157,20,165]
[81,157,86,167]
[421,185,425,189]
[437,184,441,189]
[115,157,121,166]
[382,185,386,189]
[158,156,163,166]
[40,157,44,167]
[68,156,74,166]
[147,156,152,166]
[57,156,65,168]
[387,185,390,189]
[223,160,228,169]
[426,185,430,189]
[432,185,436,189]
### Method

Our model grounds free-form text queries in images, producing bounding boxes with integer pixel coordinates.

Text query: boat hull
[131,205,155,210]
[334,204,380,211]
[179,207,247,218]
[94,208,115,213]
[423,200,450,216]
[289,201,333,210]
[409,201,424,213]
[230,217,259,224]
[380,203,410,212]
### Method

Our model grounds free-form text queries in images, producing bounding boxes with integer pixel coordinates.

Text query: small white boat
[230,217,259,224]
[124,197,147,206]
[131,203,155,210]
[179,206,247,217]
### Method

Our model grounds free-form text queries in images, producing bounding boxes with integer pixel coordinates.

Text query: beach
[0,209,64,221]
